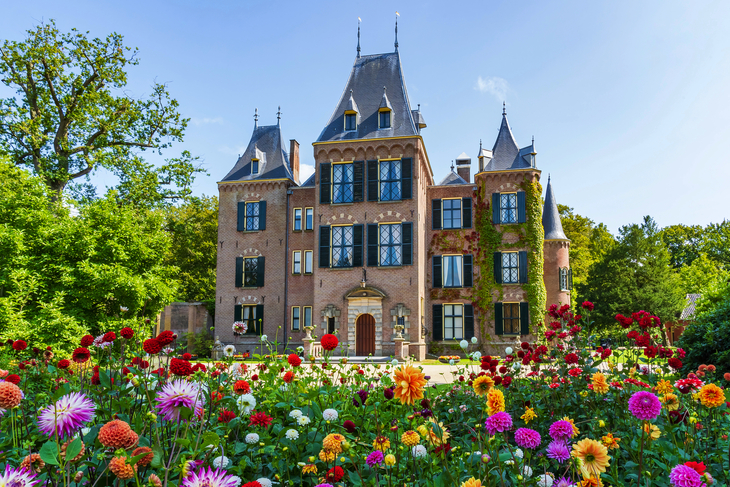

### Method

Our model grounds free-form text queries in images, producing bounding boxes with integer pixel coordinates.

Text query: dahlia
[80,335,94,347]
[285,429,299,440]
[514,428,541,449]
[318,449,336,462]
[656,379,674,395]
[5,374,20,385]
[460,478,482,487]
[343,420,357,433]
[422,418,450,446]
[156,330,175,346]
[103,331,116,343]
[148,474,163,487]
[591,372,610,394]
[0,381,23,409]
[249,411,273,428]
[12,340,27,351]
[411,445,428,458]
[143,338,162,355]
[19,454,44,474]
[180,467,240,487]
[109,456,136,479]
[484,411,513,436]
[643,423,661,441]
[244,433,259,444]
[628,391,662,420]
[536,474,554,487]
[401,430,420,446]
[698,384,725,408]
[373,435,391,451]
[554,478,572,487]
[549,420,574,441]
[669,464,706,487]
[287,354,302,367]
[472,375,494,396]
[302,464,317,475]
[155,379,205,421]
[392,365,427,405]
[520,406,537,424]
[282,371,295,383]
[325,466,344,482]
[98,420,133,448]
[322,433,345,453]
[486,388,505,415]
[365,450,384,467]
[57,359,70,369]
[237,394,256,415]
[661,393,680,411]
[546,440,571,463]
[322,408,338,421]
[353,389,369,407]
[0,465,38,487]
[132,446,154,467]
[320,334,338,351]
[600,433,621,450]
[170,358,193,377]
[233,380,251,395]
[38,392,95,439]
[72,347,91,363]
[218,409,236,423]
[256,478,272,487]
[120,327,134,339]
[571,438,611,479]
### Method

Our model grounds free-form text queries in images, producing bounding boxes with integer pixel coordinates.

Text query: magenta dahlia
[365,450,384,467]
[484,411,513,436]
[38,392,96,439]
[548,419,575,441]
[546,440,571,463]
[0,465,38,486]
[180,466,239,487]
[155,379,205,422]
[669,464,706,487]
[628,390,662,421]
[514,427,541,449]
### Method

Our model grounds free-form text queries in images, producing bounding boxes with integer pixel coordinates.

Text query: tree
[677,253,729,297]
[660,224,705,268]
[577,216,685,333]
[0,20,188,198]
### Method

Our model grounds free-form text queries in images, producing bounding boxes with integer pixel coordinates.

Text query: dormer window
[344,111,357,131]
[251,159,259,175]
[379,109,391,129]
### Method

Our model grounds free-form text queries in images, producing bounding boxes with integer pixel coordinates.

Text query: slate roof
[299,172,316,187]
[680,294,701,320]
[317,52,419,142]
[542,177,568,240]
[438,171,468,185]
[484,113,535,171]
[221,124,294,183]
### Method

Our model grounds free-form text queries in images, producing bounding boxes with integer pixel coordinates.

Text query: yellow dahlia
[401,430,420,447]
[656,379,673,395]
[318,449,336,462]
[461,478,482,487]
[423,418,450,446]
[301,464,317,475]
[373,435,391,452]
[520,407,537,424]
[642,423,661,441]
[384,454,396,466]
[600,433,620,450]
[660,393,679,411]
[472,376,494,396]
[591,372,609,394]
[572,438,611,479]
[322,433,345,454]
[698,384,725,408]
[562,416,580,438]
[392,365,427,405]
[486,388,505,416]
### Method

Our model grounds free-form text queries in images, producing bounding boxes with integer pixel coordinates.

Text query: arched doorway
[356,314,375,356]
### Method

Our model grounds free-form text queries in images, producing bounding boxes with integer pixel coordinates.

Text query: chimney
[455,152,471,183]
[289,139,300,184]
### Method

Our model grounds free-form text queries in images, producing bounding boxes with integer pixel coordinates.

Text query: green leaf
[39,441,59,466]
[175,438,191,448]
[64,438,82,462]
[201,432,219,449]
[150,445,164,469]
[99,370,111,389]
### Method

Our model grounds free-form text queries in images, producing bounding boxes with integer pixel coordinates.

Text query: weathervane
[254,108,258,128]
[357,17,361,58]
[395,11,399,51]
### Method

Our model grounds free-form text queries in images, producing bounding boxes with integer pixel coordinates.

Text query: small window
[304,306,312,329]
[293,251,301,274]
[379,160,402,201]
[502,252,519,284]
[379,110,391,129]
[241,305,260,335]
[305,208,314,230]
[379,223,403,266]
[443,304,464,340]
[304,250,313,274]
[443,199,462,229]
[560,268,569,291]
[443,255,463,288]
[332,163,354,204]
[243,257,259,287]
[503,303,520,335]
[293,208,302,231]
[292,306,300,331]
[397,316,405,327]
[345,113,357,131]
[500,193,518,224]
[332,226,354,268]
[327,316,335,334]
[251,159,259,175]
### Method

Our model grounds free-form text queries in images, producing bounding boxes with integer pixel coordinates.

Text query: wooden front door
[356,314,375,356]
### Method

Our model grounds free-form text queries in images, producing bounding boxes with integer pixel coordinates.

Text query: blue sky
[2,1,729,233]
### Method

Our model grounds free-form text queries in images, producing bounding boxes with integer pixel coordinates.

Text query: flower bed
[0,305,727,487]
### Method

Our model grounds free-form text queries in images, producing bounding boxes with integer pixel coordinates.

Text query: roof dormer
[378,86,393,129]
[344,90,359,132]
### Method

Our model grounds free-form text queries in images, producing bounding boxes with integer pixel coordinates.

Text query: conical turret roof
[542,176,568,240]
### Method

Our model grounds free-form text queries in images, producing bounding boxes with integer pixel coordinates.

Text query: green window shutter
[519,251,528,284]
[367,224,379,267]
[353,224,364,267]
[402,222,413,265]
[462,197,472,229]
[568,268,573,290]
[367,160,379,201]
[234,304,242,322]
[432,304,443,341]
[258,201,266,230]
[401,158,413,199]
[492,193,501,224]
[520,302,530,335]
[464,304,474,339]
[463,254,473,287]
[494,302,504,335]
[320,163,331,204]
[353,161,365,202]
[493,252,503,284]
[237,202,246,231]
[517,191,526,223]
[235,257,243,288]
[256,257,265,287]
[432,199,442,229]
[319,226,330,268]
[256,304,264,335]
[432,256,442,288]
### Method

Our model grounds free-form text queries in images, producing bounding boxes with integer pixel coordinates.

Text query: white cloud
[475,76,510,102]
[191,117,224,126]
[299,163,315,183]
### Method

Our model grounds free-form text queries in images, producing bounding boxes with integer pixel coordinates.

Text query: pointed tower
[542,177,571,307]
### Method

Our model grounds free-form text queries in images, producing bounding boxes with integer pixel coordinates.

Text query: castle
[215,34,571,359]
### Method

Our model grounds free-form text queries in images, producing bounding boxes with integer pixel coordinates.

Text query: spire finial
[417,103,420,111]
[395,11,399,51]
[357,17,361,58]
[502,101,506,116]
[254,108,258,128]
[277,106,281,125]
[479,139,483,151]
[450,160,454,172]
[532,135,535,145]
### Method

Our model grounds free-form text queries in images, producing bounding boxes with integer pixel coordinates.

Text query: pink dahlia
[0,465,38,486]
[546,440,571,463]
[484,411,513,436]
[38,392,96,439]
[514,428,541,449]
[628,391,662,421]
[548,420,574,441]
[180,467,239,487]
[365,450,384,467]
[669,464,706,487]
[155,379,205,422]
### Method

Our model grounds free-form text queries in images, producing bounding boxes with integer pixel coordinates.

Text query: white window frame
[292,251,301,275]
[304,250,313,274]
[442,254,464,288]
[443,304,464,341]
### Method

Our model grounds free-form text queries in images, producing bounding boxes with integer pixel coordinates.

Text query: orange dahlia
[322,433,345,454]
[486,388,505,415]
[20,454,45,473]
[148,474,162,487]
[472,375,494,396]
[600,433,621,450]
[392,365,427,405]
[373,435,391,451]
[109,456,136,479]
[572,438,611,479]
[591,372,610,394]
[0,381,23,409]
[655,379,673,395]
[422,418,450,446]
[98,420,132,449]
[461,478,482,487]
[318,449,336,462]
[123,430,139,449]
[401,430,420,446]
[131,446,154,467]
[698,384,725,408]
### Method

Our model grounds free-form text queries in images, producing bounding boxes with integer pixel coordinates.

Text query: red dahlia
[242,482,262,487]
[191,363,206,373]
[326,466,344,482]
[287,354,302,367]
[169,358,192,377]
[119,327,134,339]
[80,335,95,347]
[564,353,579,365]
[282,371,295,383]
[5,374,20,385]
[182,353,192,360]
[233,380,251,394]
[248,411,273,428]
[57,359,70,369]
[103,331,116,343]
[156,330,175,346]
[143,339,162,355]
[321,334,338,351]
[72,347,91,363]
[218,409,236,423]
[12,340,27,351]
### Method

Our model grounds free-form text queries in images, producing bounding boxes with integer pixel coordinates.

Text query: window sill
[292,229,302,233]
[240,230,262,234]
[327,266,355,271]
[377,199,403,204]
[330,202,354,206]
[241,286,260,289]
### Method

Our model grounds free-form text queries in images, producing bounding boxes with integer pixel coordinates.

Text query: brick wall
[543,240,571,308]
